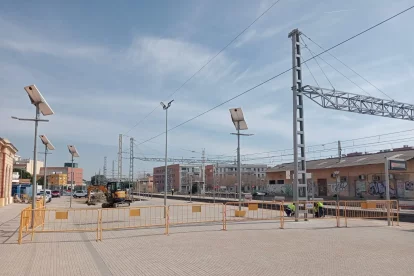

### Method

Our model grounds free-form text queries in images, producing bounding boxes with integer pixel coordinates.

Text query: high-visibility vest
[287,203,295,211]
[317,202,324,208]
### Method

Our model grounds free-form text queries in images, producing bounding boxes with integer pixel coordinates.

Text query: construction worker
[285,203,295,217]
[314,201,325,218]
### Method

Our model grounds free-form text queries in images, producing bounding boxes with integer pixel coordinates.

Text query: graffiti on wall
[266,183,293,196]
[329,182,348,194]
[405,181,414,191]
[367,181,395,197]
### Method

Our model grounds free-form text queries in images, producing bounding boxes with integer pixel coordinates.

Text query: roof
[267,149,414,172]
[0,137,18,153]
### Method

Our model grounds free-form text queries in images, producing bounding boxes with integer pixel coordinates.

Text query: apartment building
[153,164,202,193]
[39,163,83,185]
[205,163,268,191]
[13,156,43,175]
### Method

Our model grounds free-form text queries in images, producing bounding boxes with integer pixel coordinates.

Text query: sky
[1,0,414,180]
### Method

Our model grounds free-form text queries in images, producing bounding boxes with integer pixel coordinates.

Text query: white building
[13,155,44,175]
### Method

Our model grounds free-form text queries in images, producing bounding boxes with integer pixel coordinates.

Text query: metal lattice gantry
[301,85,414,121]
[133,156,234,164]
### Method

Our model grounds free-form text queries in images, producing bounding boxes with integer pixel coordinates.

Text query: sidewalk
[1,198,414,276]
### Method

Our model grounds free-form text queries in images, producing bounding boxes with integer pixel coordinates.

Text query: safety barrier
[167,203,224,233]
[100,205,167,238]
[224,201,284,229]
[281,200,340,228]
[18,200,45,244]
[18,200,400,244]
[339,200,399,227]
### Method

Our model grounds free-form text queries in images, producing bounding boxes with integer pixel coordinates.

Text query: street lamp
[12,85,53,228]
[160,100,173,215]
[39,135,55,204]
[229,108,253,211]
[67,145,79,208]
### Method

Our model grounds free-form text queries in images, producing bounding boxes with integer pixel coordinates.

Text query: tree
[13,168,32,179]
[37,176,45,186]
[90,175,107,185]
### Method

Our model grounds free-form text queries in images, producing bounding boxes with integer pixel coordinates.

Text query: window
[277,180,284,184]
[269,180,276,185]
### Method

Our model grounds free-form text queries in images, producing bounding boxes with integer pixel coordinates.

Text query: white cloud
[0,17,110,60]
[125,36,237,83]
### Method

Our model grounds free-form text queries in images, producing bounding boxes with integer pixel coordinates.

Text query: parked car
[73,190,88,198]
[36,192,52,203]
[51,190,61,198]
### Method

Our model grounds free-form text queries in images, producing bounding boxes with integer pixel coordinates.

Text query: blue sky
[1,0,414,180]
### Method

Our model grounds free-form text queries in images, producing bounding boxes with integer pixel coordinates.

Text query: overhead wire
[135,5,414,146]
[301,32,394,100]
[301,36,372,96]
[125,0,284,135]
[300,37,335,90]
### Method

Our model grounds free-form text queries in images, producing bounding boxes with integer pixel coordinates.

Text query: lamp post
[160,100,174,216]
[39,135,55,204]
[67,145,79,208]
[229,108,253,211]
[12,85,53,228]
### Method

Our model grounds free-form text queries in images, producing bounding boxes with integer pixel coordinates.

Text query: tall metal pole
[70,154,74,208]
[289,28,307,221]
[164,107,168,214]
[43,145,48,205]
[112,160,115,180]
[118,134,122,182]
[237,122,242,211]
[130,137,134,194]
[384,157,391,226]
[103,156,107,179]
[31,105,40,227]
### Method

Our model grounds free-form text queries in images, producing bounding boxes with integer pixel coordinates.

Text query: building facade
[135,176,154,193]
[266,148,414,199]
[47,173,68,186]
[153,164,202,193]
[205,163,268,192]
[0,138,18,207]
[39,166,83,185]
[13,156,44,176]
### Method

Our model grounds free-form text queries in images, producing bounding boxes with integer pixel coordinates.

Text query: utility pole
[201,148,205,194]
[103,156,107,179]
[118,134,122,182]
[112,160,115,180]
[289,28,307,221]
[338,141,342,162]
[129,137,134,193]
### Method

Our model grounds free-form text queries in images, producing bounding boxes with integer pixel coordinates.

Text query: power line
[135,5,414,146]
[125,0,283,135]
[301,37,372,96]
[301,32,393,100]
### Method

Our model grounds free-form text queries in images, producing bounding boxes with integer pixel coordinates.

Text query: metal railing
[339,200,399,227]
[167,203,225,234]
[18,200,400,244]
[100,205,167,239]
[224,201,284,230]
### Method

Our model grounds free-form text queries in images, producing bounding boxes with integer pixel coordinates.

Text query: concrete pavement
[1,197,413,276]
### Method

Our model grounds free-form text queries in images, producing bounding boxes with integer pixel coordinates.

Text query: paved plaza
[0,197,413,276]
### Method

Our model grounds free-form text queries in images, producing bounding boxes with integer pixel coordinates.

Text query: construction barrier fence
[224,201,284,230]
[18,200,399,244]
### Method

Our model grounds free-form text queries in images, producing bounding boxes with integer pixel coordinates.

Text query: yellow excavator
[87,182,131,208]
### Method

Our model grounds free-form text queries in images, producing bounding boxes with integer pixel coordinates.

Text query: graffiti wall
[328,181,348,195]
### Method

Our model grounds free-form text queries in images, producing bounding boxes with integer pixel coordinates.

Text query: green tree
[13,168,32,179]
